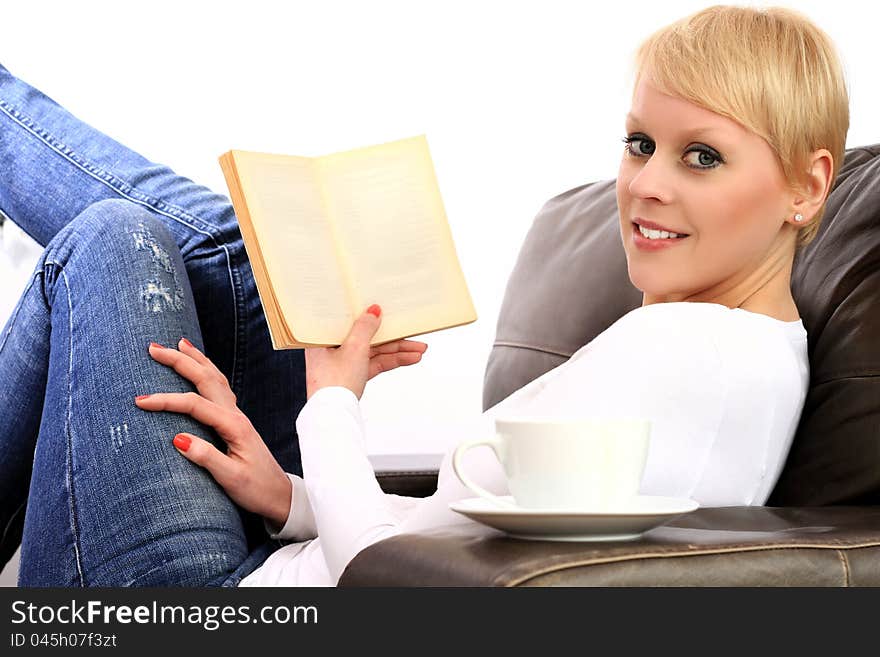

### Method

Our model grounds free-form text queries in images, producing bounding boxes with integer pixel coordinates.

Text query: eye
[621,135,723,170]
[622,135,655,157]
[683,149,722,169]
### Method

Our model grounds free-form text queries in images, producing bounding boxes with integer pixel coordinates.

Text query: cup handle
[452,436,517,509]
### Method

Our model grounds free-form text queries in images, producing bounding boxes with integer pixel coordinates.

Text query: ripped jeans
[0,63,306,586]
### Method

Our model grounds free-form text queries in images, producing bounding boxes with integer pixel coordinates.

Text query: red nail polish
[181,337,194,349]
[149,342,165,350]
[367,304,381,317]
[135,394,151,401]
[173,434,192,452]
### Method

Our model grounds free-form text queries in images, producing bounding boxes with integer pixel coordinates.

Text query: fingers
[135,392,246,441]
[172,431,241,488]
[338,305,428,354]
[368,351,424,379]
[148,342,213,388]
[148,339,237,409]
[342,305,383,351]
[370,339,428,356]
[176,338,229,380]
[172,431,224,468]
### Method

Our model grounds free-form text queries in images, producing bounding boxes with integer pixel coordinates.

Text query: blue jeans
[0,63,306,586]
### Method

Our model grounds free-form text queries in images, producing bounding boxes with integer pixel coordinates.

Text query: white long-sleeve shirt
[239,302,809,587]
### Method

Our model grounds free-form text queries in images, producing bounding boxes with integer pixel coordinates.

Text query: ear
[789,148,834,225]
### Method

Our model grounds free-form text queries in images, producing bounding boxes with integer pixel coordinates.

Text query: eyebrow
[625,113,722,139]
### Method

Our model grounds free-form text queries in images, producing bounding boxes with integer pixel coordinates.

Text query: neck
[642,229,800,322]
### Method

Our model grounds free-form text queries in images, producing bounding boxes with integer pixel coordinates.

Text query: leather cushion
[339,506,880,586]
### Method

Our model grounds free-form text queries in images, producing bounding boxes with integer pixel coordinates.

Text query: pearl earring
[794,213,804,222]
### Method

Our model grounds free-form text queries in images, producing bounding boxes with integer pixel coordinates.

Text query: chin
[625,263,683,302]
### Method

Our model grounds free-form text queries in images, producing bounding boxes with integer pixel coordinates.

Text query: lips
[630,222,690,252]
[632,217,690,236]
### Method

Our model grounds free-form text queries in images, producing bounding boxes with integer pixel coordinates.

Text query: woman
[1,4,848,586]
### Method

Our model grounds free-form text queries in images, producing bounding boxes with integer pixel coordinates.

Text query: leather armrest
[339,506,880,586]
[369,453,441,498]
[376,472,438,497]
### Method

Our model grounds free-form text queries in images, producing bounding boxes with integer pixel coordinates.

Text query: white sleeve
[263,474,420,542]
[294,386,406,585]
[290,387,523,555]
[263,473,317,542]
[276,386,477,578]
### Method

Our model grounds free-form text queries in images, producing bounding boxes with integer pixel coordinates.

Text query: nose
[625,151,672,204]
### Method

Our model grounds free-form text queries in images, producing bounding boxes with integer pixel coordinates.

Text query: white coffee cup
[452,416,651,511]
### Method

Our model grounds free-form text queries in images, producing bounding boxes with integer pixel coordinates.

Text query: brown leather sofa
[339,143,880,586]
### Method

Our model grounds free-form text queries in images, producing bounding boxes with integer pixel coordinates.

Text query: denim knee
[45,198,176,260]
[40,199,189,313]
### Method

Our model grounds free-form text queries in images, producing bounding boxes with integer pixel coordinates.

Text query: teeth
[638,225,682,240]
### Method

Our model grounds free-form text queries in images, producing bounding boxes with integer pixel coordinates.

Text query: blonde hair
[630,4,850,247]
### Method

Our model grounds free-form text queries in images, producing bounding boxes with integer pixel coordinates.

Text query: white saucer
[448,495,699,542]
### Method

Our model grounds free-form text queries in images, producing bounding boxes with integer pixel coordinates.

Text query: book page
[317,135,476,344]
[230,151,355,345]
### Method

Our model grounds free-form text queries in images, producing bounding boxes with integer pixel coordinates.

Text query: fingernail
[180,337,194,349]
[135,394,151,401]
[367,304,381,317]
[149,342,165,350]
[173,434,192,452]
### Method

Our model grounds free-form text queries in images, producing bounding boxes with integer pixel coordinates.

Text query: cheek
[683,176,763,239]
[615,167,633,216]
[710,186,782,248]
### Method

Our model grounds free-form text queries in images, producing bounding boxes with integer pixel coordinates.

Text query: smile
[631,222,689,251]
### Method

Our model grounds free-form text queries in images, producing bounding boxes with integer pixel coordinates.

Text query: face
[616,76,797,306]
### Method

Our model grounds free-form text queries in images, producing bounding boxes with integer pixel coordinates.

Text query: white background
[0,0,877,588]
[0,0,876,462]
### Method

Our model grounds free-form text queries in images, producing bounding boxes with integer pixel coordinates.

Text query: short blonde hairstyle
[630,4,850,247]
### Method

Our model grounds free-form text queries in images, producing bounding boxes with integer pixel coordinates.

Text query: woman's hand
[134,338,292,528]
[305,304,428,401]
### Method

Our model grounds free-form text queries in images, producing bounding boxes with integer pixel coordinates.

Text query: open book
[218,135,477,349]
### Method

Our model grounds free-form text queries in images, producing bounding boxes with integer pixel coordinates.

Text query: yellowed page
[229,150,355,346]
[219,152,287,347]
[317,135,476,344]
